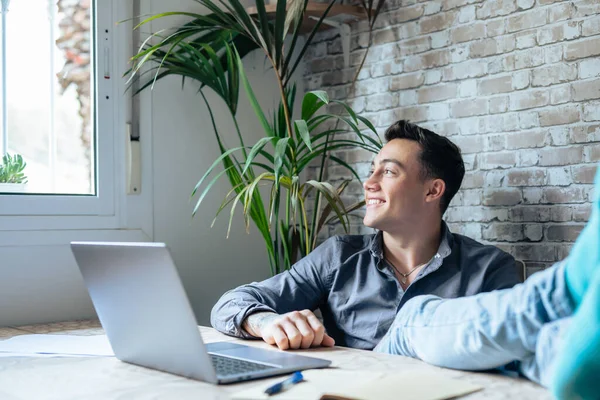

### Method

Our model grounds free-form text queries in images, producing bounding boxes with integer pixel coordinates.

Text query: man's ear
[425,178,445,204]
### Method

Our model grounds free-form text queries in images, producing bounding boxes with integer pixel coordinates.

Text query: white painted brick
[477,0,518,20]
[564,37,600,61]
[580,59,600,79]
[538,22,581,45]
[522,187,543,203]
[366,93,397,112]
[431,31,451,49]
[573,80,600,101]
[459,5,476,23]
[399,90,418,106]
[424,0,442,15]
[451,45,470,63]
[390,61,404,74]
[549,127,570,145]
[565,21,582,40]
[584,101,600,122]
[357,69,371,80]
[574,0,600,18]
[550,86,572,105]
[458,117,485,135]
[443,60,487,81]
[517,0,535,10]
[509,90,550,111]
[532,64,577,87]
[489,57,512,74]
[381,44,401,60]
[427,103,451,120]
[518,149,540,167]
[485,134,508,151]
[487,20,506,37]
[451,98,489,118]
[485,170,506,187]
[582,15,600,36]
[484,114,520,133]
[546,167,572,186]
[463,154,476,170]
[519,112,539,129]
[506,130,548,149]
[348,97,366,114]
[525,225,543,241]
[424,69,443,84]
[513,70,530,90]
[507,9,547,33]
[399,21,421,40]
[516,31,537,49]
[462,190,482,206]
[452,135,484,153]
[370,63,390,78]
[459,80,477,97]
[549,3,574,23]
[515,48,545,70]
[378,110,398,128]
[545,45,564,64]
[480,152,516,169]
[490,96,509,114]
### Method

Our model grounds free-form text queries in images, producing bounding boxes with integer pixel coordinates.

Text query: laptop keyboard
[210,354,277,376]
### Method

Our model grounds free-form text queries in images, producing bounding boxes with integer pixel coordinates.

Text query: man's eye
[368,170,374,176]
[384,169,394,175]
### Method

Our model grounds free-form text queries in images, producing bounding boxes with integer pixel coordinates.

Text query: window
[0,0,125,229]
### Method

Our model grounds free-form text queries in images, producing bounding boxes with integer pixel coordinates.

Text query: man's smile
[366,198,386,207]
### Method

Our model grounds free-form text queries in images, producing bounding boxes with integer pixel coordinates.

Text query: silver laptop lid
[71,241,218,383]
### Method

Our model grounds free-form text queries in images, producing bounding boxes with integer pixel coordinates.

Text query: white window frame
[0,0,132,232]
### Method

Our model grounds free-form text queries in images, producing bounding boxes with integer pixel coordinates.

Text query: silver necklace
[386,258,425,285]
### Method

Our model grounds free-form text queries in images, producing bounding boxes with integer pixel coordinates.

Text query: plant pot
[0,183,27,193]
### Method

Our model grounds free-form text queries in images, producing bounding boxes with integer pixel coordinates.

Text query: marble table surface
[0,320,552,400]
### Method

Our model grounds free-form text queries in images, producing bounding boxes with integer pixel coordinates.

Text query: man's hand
[242,310,335,350]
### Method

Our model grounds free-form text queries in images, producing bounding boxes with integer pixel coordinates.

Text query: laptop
[70,241,331,384]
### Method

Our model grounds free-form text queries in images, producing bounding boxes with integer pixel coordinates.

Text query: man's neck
[382,222,443,274]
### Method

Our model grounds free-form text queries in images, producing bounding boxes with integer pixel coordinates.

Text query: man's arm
[210,237,340,344]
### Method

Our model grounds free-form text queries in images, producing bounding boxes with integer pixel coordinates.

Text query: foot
[564,164,600,305]
[551,270,600,400]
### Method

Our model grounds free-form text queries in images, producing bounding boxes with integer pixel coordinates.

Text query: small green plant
[0,153,28,184]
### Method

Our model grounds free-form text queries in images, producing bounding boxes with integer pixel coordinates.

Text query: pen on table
[264,371,304,396]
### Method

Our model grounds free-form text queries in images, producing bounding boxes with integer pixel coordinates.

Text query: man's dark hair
[384,120,465,214]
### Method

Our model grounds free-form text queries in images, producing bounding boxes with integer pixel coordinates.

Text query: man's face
[363,139,431,232]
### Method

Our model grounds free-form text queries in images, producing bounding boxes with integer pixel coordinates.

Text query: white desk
[0,320,552,399]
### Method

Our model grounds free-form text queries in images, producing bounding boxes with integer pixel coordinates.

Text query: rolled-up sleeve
[210,237,338,338]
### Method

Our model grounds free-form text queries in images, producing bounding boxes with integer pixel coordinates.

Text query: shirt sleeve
[481,251,522,292]
[210,237,339,339]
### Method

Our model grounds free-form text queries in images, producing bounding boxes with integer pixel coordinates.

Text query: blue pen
[264,371,304,396]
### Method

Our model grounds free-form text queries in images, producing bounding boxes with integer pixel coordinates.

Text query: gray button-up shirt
[210,223,521,350]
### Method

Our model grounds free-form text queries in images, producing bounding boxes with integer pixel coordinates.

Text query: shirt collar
[370,221,453,270]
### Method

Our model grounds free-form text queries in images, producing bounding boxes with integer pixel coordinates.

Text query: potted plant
[126,0,385,275]
[0,153,28,193]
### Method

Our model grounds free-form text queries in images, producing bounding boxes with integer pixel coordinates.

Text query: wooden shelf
[245,3,367,33]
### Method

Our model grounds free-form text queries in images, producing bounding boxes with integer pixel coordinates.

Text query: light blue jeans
[374,261,575,387]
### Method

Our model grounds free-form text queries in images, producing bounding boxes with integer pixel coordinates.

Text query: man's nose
[364,174,379,191]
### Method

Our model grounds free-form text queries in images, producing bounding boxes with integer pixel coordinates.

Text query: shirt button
[435,254,440,258]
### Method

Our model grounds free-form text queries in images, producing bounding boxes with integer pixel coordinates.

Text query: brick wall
[304,0,600,276]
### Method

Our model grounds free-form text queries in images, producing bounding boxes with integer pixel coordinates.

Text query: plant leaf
[294,120,312,152]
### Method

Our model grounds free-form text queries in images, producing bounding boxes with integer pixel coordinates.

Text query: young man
[374,165,600,400]
[211,120,521,350]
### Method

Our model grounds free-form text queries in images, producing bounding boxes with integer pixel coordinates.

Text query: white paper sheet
[0,334,114,357]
